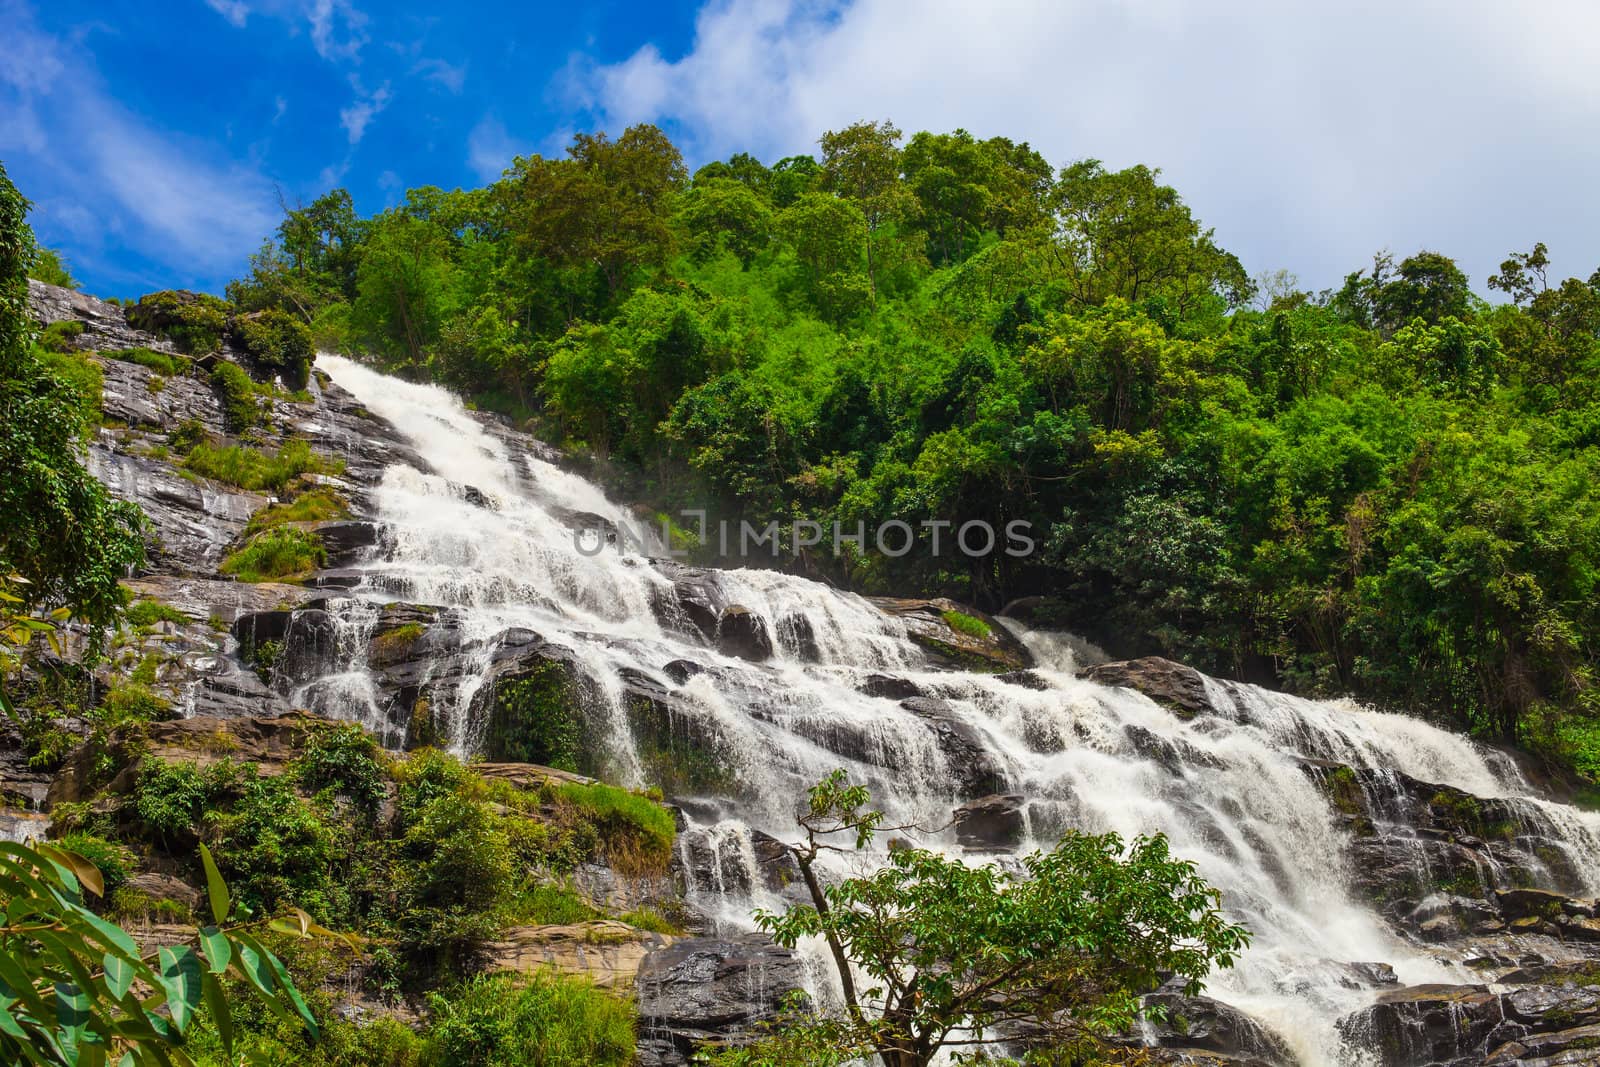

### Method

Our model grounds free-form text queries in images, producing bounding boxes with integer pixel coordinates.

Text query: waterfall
[314,354,1600,1066]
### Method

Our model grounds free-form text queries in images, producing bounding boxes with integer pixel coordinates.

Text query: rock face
[1336,982,1600,1066]
[634,935,810,1067]
[485,921,671,990]
[1081,657,1218,719]
[1137,987,1295,1066]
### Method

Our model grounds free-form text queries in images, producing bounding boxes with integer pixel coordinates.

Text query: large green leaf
[156,947,202,1034]
[198,925,230,975]
[197,843,229,927]
[103,953,135,1002]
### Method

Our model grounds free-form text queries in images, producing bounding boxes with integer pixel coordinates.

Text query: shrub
[230,308,314,390]
[213,774,348,922]
[37,319,85,353]
[30,246,77,288]
[618,906,679,934]
[211,360,262,431]
[108,885,190,922]
[941,609,992,639]
[482,663,581,771]
[105,346,190,376]
[244,487,349,535]
[420,971,636,1067]
[393,793,513,979]
[509,882,598,926]
[130,759,243,849]
[98,681,172,724]
[221,527,326,582]
[37,348,103,427]
[127,289,231,353]
[291,721,388,816]
[548,781,675,874]
[169,417,208,452]
[125,598,189,629]
[184,438,342,493]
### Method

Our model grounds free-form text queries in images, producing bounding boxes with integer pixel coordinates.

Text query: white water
[314,354,1600,1065]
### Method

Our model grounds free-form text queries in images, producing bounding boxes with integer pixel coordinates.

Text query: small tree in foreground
[712,771,1249,1067]
[0,839,324,1066]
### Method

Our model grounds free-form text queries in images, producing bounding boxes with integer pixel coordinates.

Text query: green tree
[351,213,457,369]
[28,247,77,289]
[820,120,919,304]
[0,162,144,642]
[747,772,1249,1067]
[675,178,773,267]
[1052,160,1253,316]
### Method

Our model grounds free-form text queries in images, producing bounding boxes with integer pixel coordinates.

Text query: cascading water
[312,354,1600,1065]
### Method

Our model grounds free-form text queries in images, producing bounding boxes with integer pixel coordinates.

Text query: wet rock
[774,613,819,662]
[953,794,1026,850]
[1496,888,1576,921]
[858,673,923,700]
[276,609,341,683]
[1337,984,1504,1066]
[679,826,802,901]
[995,669,1049,690]
[634,935,809,1067]
[1082,657,1216,719]
[1123,724,1224,776]
[657,567,725,640]
[1138,988,1294,1066]
[663,659,708,685]
[715,605,774,662]
[313,520,382,567]
[900,697,1008,798]
[868,596,1030,672]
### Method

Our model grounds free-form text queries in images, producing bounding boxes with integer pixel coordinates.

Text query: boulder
[1082,657,1217,719]
[858,673,923,700]
[1138,988,1294,1066]
[634,935,809,1066]
[313,520,383,568]
[868,596,1030,672]
[714,605,774,662]
[774,613,820,662]
[953,794,1026,850]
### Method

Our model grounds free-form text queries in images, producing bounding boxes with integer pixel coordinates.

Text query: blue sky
[3,0,1598,300]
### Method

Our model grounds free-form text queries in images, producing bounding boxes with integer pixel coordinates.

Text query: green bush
[184,438,341,493]
[291,721,388,816]
[230,308,314,390]
[130,759,243,849]
[37,319,85,353]
[211,360,262,431]
[127,289,231,353]
[37,348,103,427]
[420,971,636,1067]
[483,663,582,771]
[509,882,598,926]
[548,781,675,874]
[125,598,190,629]
[244,487,349,535]
[941,609,992,639]
[213,774,348,923]
[29,246,77,288]
[221,526,326,582]
[53,831,135,893]
[106,346,190,376]
[393,792,513,979]
[98,681,172,724]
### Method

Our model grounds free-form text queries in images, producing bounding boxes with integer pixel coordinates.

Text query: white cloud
[339,77,392,144]
[0,0,279,287]
[566,0,1600,290]
[307,0,368,61]
[412,56,467,94]
[203,0,250,27]
[467,115,523,181]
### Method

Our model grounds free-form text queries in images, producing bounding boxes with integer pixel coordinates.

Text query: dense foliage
[224,121,1600,768]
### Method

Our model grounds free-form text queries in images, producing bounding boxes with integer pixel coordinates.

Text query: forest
[216,119,1600,775]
